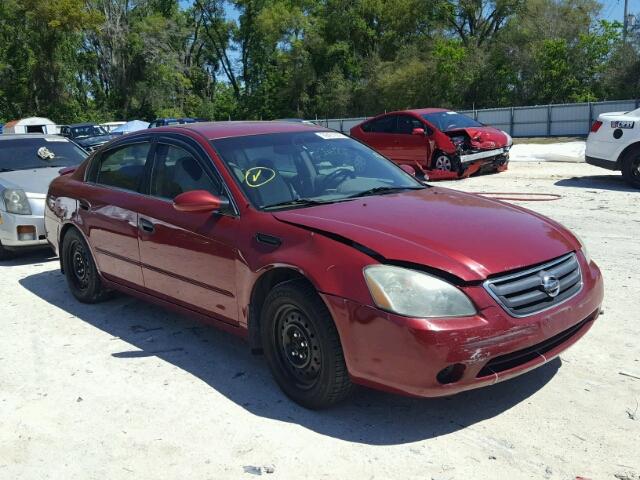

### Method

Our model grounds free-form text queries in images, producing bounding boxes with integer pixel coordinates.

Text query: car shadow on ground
[20,269,560,446]
[0,249,57,268]
[555,174,637,192]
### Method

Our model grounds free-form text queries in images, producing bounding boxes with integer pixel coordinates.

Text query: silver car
[0,134,87,259]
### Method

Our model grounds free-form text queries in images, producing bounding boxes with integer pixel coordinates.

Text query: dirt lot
[1,161,638,480]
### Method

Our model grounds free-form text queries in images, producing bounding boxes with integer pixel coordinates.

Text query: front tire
[261,281,355,409]
[62,228,111,303]
[621,148,640,189]
[0,241,14,261]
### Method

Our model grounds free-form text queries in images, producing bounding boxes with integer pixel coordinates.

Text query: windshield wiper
[263,198,330,210]
[347,185,425,198]
[0,168,14,172]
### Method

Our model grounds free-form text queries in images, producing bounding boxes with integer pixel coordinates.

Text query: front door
[81,140,153,288]
[136,136,240,325]
[393,115,431,165]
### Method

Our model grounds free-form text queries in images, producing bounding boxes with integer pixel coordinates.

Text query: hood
[76,134,114,147]
[0,167,63,199]
[449,126,509,150]
[273,188,578,282]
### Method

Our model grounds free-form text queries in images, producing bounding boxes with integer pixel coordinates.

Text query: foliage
[0,0,637,123]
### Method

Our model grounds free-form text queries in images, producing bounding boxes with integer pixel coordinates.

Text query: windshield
[0,138,87,172]
[422,112,483,131]
[71,125,108,138]
[211,131,424,210]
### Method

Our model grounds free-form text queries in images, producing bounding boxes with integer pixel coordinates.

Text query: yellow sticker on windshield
[245,167,276,187]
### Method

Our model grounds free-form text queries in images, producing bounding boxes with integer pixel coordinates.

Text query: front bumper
[323,255,603,398]
[0,210,49,251]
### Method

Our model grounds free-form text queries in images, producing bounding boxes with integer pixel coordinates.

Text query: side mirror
[399,165,416,176]
[411,128,425,136]
[173,190,230,213]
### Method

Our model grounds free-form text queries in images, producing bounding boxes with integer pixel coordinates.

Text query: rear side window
[361,115,396,133]
[150,144,223,199]
[95,142,151,191]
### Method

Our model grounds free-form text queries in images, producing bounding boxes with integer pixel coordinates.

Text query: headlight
[2,189,32,215]
[573,233,592,264]
[363,265,477,318]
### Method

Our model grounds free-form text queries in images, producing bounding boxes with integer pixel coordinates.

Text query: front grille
[476,313,595,378]
[484,253,582,317]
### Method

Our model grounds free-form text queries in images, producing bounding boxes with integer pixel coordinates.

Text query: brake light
[590,120,602,132]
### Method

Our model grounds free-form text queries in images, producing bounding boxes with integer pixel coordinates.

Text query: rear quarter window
[95,143,151,192]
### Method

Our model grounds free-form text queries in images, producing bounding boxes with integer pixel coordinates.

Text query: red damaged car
[350,108,512,178]
[45,122,602,409]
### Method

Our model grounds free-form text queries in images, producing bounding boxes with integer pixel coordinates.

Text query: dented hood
[273,188,578,282]
[449,126,509,150]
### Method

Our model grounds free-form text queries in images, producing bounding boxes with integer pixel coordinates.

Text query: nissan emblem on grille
[483,253,583,317]
[540,273,561,297]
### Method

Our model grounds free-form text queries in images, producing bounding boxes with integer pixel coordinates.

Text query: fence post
[340,119,344,133]
[636,98,639,109]
[546,105,552,136]
[510,107,514,136]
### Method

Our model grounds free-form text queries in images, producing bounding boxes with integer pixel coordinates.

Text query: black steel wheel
[622,148,640,189]
[261,281,355,409]
[62,228,111,303]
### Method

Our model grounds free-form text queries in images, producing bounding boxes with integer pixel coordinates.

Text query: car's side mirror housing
[399,165,416,176]
[412,128,425,136]
[173,190,230,213]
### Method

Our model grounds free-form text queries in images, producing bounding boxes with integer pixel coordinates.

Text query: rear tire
[621,148,640,189]
[260,281,355,409]
[61,228,112,303]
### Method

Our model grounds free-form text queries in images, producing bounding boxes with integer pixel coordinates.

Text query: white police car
[586,107,640,188]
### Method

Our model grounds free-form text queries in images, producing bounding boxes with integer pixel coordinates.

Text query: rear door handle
[138,218,155,234]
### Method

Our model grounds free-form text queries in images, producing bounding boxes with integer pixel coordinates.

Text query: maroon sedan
[45,122,603,409]
[350,108,511,179]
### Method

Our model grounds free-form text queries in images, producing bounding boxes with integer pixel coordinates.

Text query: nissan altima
[45,122,603,408]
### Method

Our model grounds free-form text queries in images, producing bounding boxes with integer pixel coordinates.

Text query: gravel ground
[1,161,638,480]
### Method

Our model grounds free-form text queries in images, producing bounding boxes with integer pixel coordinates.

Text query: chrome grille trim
[483,253,583,318]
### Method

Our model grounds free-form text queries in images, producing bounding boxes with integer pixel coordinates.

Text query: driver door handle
[138,218,155,234]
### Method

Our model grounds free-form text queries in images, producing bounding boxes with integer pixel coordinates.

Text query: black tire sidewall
[261,282,349,409]
[622,149,640,189]
[62,229,105,303]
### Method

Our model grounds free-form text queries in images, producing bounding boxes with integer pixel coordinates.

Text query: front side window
[212,131,424,210]
[95,142,151,191]
[395,115,424,134]
[421,112,483,132]
[150,144,223,200]
[0,138,87,172]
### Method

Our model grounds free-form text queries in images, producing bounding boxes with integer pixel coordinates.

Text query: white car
[585,107,640,188]
[0,134,87,259]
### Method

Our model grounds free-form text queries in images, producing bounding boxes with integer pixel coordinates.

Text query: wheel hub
[283,324,311,368]
[435,155,452,171]
[72,245,89,287]
[275,308,322,388]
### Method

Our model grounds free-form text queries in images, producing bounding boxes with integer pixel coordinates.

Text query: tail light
[590,120,602,132]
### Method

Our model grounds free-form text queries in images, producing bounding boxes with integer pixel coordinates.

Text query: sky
[601,0,639,22]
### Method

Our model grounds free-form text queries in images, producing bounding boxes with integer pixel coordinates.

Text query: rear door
[136,135,241,325]
[358,115,397,158]
[81,138,154,288]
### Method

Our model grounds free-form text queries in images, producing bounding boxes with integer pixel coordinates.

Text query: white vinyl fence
[310,99,640,137]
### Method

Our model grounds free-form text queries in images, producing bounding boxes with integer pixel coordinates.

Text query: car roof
[0,134,66,141]
[406,108,451,115]
[151,121,328,140]
[69,122,99,128]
